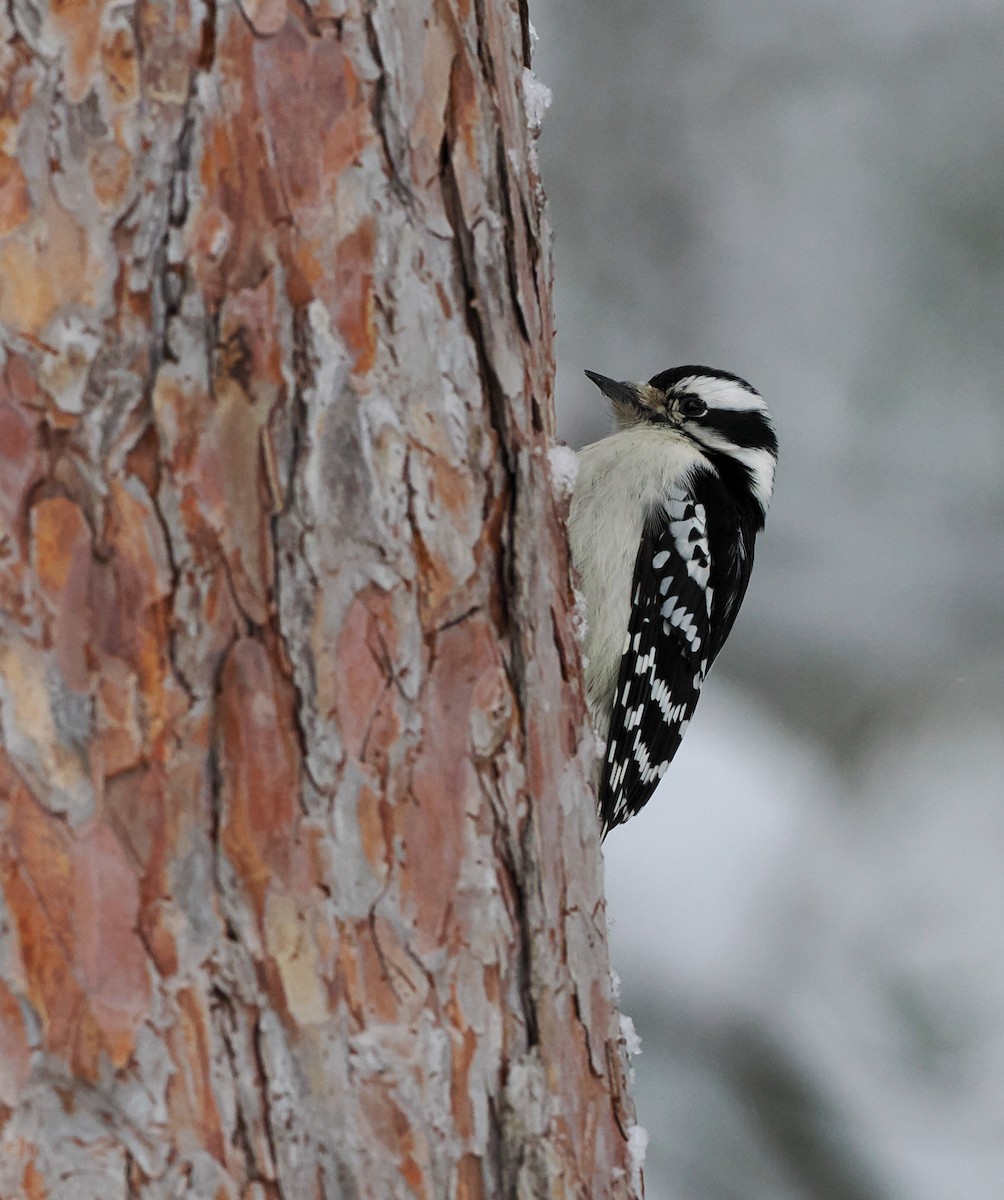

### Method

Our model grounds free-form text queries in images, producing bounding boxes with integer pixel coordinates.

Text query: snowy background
[532,2,1004,1196]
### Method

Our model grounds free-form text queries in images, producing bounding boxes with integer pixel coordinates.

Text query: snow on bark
[0,1,640,1197]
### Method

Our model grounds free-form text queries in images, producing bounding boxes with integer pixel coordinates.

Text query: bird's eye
[679,394,707,418]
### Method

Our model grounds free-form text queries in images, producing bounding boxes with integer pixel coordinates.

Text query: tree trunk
[0,1,640,1196]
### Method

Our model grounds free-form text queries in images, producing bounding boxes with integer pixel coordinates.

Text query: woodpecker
[567,366,777,835]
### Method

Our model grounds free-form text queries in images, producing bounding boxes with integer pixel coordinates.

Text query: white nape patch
[689,426,776,512]
[678,374,768,413]
[734,445,776,511]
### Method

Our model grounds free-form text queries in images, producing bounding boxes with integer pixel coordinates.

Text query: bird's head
[584,365,777,522]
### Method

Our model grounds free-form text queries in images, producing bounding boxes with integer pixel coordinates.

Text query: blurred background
[532,2,1004,1196]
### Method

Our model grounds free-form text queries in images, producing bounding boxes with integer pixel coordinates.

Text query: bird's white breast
[567,426,710,735]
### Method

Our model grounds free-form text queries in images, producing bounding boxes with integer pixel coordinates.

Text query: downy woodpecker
[568,366,777,835]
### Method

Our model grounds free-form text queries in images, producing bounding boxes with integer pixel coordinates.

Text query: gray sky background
[533,2,1004,1195]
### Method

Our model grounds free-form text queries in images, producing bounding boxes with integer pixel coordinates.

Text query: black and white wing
[597,474,755,836]
[598,485,712,833]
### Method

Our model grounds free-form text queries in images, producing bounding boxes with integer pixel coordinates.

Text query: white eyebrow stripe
[677,375,768,413]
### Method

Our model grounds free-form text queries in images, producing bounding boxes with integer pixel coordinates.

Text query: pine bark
[0,1,639,1197]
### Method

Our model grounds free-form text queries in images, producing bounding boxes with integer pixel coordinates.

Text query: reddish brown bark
[0,0,640,1195]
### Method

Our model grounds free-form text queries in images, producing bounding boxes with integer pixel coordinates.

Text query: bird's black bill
[584,370,642,410]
